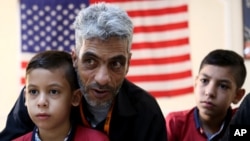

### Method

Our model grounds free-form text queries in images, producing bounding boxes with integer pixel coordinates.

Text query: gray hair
[73,2,133,52]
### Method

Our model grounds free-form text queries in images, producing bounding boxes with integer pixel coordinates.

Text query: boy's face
[25,68,80,130]
[72,37,131,107]
[194,65,242,120]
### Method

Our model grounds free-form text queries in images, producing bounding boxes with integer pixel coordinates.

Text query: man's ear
[125,52,132,74]
[71,48,77,68]
[71,89,82,107]
[232,88,245,104]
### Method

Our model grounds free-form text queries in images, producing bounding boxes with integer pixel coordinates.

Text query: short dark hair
[25,50,79,91]
[199,49,247,89]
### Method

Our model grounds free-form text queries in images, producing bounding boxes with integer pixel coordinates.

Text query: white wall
[1,0,250,131]
[0,0,20,131]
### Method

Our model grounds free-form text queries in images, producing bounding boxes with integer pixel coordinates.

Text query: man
[0,3,167,141]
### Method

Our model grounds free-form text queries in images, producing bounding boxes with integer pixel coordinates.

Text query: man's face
[72,37,131,108]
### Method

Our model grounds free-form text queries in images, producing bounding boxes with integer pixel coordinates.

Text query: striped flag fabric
[105,0,193,97]
[20,0,193,97]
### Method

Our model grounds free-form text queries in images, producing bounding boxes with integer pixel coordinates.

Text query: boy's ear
[232,88,245,104]
[71,89,82,107]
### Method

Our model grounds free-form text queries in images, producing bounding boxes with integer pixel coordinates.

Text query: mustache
[75,69,119,94]
[89,83,114,91]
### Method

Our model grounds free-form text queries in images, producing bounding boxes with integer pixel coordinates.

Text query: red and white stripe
[92,0,193,97]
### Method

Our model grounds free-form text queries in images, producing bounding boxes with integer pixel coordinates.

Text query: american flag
[20,0,193,97]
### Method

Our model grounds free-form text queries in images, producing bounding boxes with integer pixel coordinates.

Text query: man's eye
[112,61,122,69]
[83,59,97,69]
[86,59,95,65]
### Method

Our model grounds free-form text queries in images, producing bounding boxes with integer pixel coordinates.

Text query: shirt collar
[194,107,200,129]
[33,126,72,141]
[193,107,233,140]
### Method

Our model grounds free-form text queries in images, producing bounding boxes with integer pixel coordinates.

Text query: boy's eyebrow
[48,83,65,88]
[26,83,64,88]
[199,73,211,78]
[200,73,232,84]
[26,84,36,88]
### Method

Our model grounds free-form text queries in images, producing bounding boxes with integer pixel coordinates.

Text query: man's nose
[94,66,111,86]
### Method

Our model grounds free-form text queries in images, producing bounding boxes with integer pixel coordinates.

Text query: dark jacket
[220,93,250,141]
[0,79,167,141]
